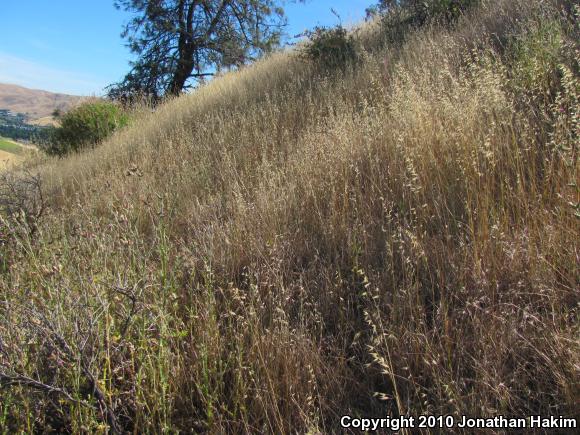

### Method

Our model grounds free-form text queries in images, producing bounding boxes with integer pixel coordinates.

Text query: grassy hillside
[1,0,578,433]
[0,137,23,155]
[0,137,24,169]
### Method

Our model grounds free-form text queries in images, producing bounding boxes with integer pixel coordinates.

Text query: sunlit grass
[0,137,22,155]
[0,0,578,432]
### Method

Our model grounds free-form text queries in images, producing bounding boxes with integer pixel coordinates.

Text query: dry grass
[28,116,60,127]
[1,0,578,433]
[0,150,20,169]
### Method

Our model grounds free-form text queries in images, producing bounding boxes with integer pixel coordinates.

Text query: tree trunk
[167,0,198,95]
[168,56,195,95]
[168,0,230,95]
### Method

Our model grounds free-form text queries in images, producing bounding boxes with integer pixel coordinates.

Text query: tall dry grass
[1,0,578,433]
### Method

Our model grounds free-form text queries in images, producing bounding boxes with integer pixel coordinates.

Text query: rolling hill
[0,0,578,432]
[0,82,82,120]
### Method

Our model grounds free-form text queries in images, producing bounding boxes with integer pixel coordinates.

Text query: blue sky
[0,0,374,96]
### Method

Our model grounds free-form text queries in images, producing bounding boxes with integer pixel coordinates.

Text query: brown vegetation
[0,150,20,169]
[0,0,578,433]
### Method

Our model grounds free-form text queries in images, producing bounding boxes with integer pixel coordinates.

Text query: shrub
[302,25,358,70]
[45,100,129,156]
[0,170,45,254]
[426,0,479,24]
[369,0,480,34]
[0,170,44,223]
[510,19,564,96]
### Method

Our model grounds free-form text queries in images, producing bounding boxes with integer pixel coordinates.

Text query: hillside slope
[0,150,20,169]
[1,0,578,433]
[0,137,24,169]
[0,82,81,119]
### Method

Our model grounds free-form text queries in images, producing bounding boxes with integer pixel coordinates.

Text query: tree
[109,0,288,100]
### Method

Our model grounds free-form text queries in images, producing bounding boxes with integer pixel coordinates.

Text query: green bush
[429,0,479,24]
[45,100,129,156]
[510,19,564,95]
[302,25,358,70]
[369,0,479,32]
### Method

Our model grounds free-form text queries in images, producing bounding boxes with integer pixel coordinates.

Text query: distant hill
[0,83,82,120]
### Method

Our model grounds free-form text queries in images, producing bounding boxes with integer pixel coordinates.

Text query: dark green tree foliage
[109,0,287,100]
[0,110,47,142]
[367,0,478,26]
[44,101,129,156]
[302,26,357,71]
